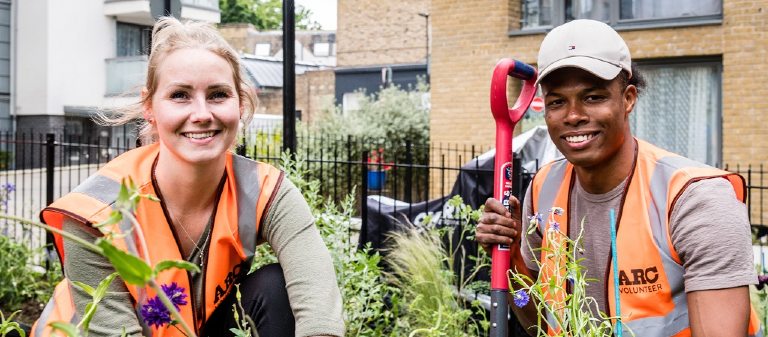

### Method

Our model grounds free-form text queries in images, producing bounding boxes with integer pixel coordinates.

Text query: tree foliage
[219,0,321,30]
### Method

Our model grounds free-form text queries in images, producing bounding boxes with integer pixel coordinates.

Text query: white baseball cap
[535,19,632,86]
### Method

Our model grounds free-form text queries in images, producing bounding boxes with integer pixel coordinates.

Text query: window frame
[632,56,723,166]
[510,0,723,36]
[116,22,152,57]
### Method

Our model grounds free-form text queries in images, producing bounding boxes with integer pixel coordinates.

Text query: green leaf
[49,322,83,337]
[94,211,123,228]
[229,328,247,337]
[79,302,98,335]
[71,281,96,296]
[153,259,201,278]
[96,239,151,286]
[93,272,119,302]
[114,180,131,211]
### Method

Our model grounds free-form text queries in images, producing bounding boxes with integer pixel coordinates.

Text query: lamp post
[283,0,296,155]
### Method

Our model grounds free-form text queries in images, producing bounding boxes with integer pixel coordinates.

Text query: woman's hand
[476,196,522,256]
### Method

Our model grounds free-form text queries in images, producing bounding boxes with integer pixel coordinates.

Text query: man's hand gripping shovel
[489,59,537,337]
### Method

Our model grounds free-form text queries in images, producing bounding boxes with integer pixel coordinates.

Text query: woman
[32,17,344,337]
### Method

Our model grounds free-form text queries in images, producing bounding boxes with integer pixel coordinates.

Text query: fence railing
[0,130,767,253]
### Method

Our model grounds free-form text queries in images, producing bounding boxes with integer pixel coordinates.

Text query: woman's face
[145,47,242,167]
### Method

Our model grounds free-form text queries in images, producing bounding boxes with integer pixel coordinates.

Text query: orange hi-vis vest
[530,139,762,337]
[31,143,284,337]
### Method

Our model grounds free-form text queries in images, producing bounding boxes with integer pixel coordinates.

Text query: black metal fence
[1,129,767,251]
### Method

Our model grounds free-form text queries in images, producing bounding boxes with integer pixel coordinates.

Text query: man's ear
[623,84,638,115]
[141,86,152,119]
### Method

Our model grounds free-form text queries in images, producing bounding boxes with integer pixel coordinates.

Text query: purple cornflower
[550,207,564,216]
[140,297,171,328]
[528,212,544,226]
[2,183,15,193]
[549,221,560,232]
[161,282,189,311]
[513,289,530,308]
[140,283,189,328]
[757,275,768,290]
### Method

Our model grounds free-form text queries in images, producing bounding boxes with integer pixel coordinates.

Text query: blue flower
[528,212,543,226]
[161,282,189,311]
[140,297,171,328]
[513,289,530,308]
[549,221,560,232]
[2,183,15,193]
[140,283,189,328]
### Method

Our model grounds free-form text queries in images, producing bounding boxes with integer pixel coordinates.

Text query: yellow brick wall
[431,0,768,165]
[431,0,768,213]
[336,0,430,67]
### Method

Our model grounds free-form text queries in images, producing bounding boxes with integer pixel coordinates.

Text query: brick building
[220,24,337,123]
[430,0,768,169]
[335,0,431,113]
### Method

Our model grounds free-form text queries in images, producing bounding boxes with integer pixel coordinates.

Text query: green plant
[508,209,629,337]
[386,195,489,336]
[252,151,402,336]
[297,77,432,204]
[0,234,63,312]
[0,310,26,337]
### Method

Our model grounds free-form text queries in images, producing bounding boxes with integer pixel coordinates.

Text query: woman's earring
[147,117,154,124]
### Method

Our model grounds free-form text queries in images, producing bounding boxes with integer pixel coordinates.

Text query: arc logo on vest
[214,262,245,304]
[618,266,662,294]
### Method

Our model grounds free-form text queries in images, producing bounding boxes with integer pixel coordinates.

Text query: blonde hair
[97,17,256,145]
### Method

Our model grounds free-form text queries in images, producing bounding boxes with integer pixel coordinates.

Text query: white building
[11,0,220,141]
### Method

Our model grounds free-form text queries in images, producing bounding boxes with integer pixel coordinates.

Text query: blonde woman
[32,17,344,337]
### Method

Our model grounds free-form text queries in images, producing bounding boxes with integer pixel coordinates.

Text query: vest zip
[602,140,639,317]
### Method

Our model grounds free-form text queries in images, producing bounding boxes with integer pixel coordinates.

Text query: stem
[0,214,102,254]
[125,212,152,266]
[236,296,259,337]
[148,280,197,337]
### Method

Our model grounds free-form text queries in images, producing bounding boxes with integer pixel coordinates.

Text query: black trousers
[202,263,295,336]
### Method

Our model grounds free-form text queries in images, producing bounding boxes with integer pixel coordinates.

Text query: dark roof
[240,56,322,90]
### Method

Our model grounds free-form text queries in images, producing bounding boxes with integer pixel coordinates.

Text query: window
[116,23,152,57]
[518,0,722,31]
[255,43,271,57]
[313,42,330,57]
[342,92,364,115]
[620,0,721,21]
[630,59,722,166]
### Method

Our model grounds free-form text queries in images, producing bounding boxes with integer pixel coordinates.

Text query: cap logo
[567,46,576,50]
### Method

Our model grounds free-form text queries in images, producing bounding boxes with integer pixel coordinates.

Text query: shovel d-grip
[489,59,537,337]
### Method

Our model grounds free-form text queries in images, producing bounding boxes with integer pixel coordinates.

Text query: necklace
[170,209,211,268]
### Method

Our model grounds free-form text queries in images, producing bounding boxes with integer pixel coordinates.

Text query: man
[476,19,760,337]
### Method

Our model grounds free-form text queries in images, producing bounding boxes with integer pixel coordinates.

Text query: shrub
[0,234,63,311]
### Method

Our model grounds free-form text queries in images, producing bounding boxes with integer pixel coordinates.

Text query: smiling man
[476,19,761,337]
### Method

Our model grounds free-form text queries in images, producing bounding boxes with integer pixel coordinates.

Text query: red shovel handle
[488,59,537,337]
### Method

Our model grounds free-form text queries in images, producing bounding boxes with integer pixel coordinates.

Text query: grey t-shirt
[62,178,345,337]
[520,176,757,315]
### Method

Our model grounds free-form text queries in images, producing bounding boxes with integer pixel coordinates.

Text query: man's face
[540,67,637,170]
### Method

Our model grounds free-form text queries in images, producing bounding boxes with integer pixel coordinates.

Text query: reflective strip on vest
[536,160,569,234]
[232,154,260,259]
[71,174,123,205]
[619,156,709,336]
[534,155,714,336]
[34,296,57,337]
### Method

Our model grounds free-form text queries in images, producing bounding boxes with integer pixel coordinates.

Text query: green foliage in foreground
[0,234,62,311]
